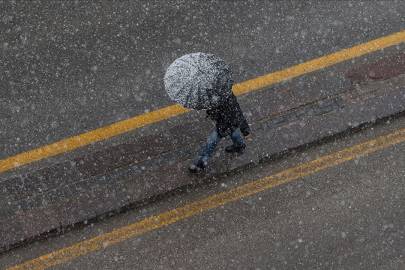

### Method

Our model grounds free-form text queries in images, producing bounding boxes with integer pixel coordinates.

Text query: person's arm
[239,114,250,139]
[235,102,250,138]
[229,94,251,139]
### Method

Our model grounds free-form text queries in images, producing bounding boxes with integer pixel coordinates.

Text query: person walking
[163,52,250,173]
[189,92,250,173]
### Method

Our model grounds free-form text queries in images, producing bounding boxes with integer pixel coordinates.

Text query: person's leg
[196,129,221,165]
[230,129,245,147]
[225,129,245,152]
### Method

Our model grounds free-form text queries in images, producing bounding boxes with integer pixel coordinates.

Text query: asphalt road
[2,1,405,160]
[2,95,405,269]
[2,1,405,269]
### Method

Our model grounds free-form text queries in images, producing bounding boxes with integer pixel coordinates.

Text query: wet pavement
[3,1,405,160]
[2,49,405,253]
[4,69,405,269]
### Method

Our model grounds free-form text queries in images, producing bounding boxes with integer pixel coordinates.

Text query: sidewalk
[2,53,405,253]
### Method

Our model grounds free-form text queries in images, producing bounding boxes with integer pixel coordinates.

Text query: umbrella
[164,53,233,110]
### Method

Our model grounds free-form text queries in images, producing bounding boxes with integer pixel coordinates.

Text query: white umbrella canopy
[164,53,233,110]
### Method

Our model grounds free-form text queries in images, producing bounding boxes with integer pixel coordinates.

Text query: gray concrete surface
[3,46,405,253]
[2,1,405,160]
[2,1,405,268]
[3,101,405,269]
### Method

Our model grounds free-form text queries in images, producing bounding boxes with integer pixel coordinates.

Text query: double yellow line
[8,111,405,270]
[2,29,405,173]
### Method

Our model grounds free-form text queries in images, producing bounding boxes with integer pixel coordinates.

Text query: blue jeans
[197,129,245,165]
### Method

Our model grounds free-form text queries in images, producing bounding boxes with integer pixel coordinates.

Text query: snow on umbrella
[164,53,233,110]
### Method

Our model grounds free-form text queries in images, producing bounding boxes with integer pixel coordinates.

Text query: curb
[2,54,405,253]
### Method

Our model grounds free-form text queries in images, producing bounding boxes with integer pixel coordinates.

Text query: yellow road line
[2,29,405,173]
[233,29,405,95]
[8,126,405,270]
[0,105,189,173]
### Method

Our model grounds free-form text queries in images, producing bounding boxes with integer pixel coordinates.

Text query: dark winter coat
[206,93,250,138]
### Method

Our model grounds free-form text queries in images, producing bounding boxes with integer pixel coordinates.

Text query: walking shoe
[188,162,206,173]
[225,144,246,153]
